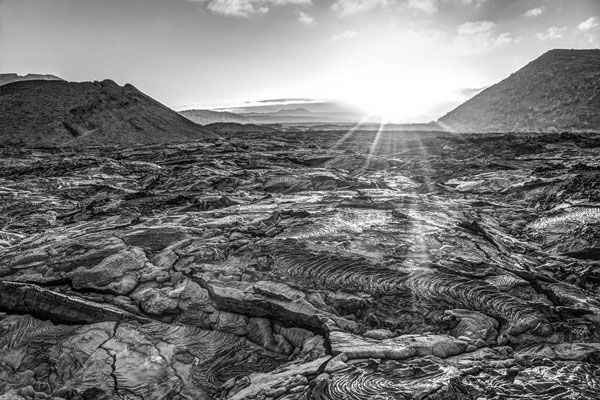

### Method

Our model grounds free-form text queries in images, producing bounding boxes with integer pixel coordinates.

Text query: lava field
[1,129,600,399]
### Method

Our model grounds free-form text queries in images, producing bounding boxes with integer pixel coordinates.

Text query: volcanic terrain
[440,49,600,133]
[2,49,600,400]
[1,127,600,399]
[0,79,213,147]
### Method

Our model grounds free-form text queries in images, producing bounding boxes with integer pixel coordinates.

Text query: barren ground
[1,130,600,399]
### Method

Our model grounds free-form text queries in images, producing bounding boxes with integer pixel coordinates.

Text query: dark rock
[0,79,215,147]
[440,49,600,133]
[1,127,600,398]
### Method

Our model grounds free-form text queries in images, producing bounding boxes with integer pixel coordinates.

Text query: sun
[314,33,474,123]
[327,69,454,123]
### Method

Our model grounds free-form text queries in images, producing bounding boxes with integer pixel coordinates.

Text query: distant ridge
[0,73,63,86]
[0,79,215,147]
[253,108,313,117]
[179,109,254,125]
[439,49,600,133]
[203,122,280,134]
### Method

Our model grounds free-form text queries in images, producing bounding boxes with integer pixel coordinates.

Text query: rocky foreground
[1,130,600,399]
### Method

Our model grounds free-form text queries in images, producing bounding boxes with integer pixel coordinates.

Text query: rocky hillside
[180,109,254,125]
[0,79,214,146]
[0,73,62,86]
[439,49,600,133]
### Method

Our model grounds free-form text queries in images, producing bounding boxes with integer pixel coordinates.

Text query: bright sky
[1,0,599,121]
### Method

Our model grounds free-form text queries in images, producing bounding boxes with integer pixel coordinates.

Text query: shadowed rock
[439,49,600,133]
[0,79,216,147]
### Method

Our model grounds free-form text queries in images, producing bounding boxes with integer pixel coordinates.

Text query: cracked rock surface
[1,130,600,399]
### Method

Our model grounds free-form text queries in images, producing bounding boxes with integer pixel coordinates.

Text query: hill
[439,49,600,133]
[0,79,215,146]
[179,109,253,125]
[0,73,63,86]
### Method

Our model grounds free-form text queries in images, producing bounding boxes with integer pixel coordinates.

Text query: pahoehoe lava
[2,127,600,399]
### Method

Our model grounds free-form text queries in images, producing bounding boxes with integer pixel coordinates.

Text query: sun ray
[364,120,386,169]
[328,116,373,154]
[414,137,435,193]
[436,121,455,134]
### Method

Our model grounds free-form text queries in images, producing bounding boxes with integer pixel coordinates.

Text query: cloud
[579,16,600,32]
[457,86,487,97]
[328,30,359,43]
[331,0,485,16]
[407,0,486,14]
[205,0,264,16]
[297,10,316,24]
[523,7,544,17]
[579,16,600,45]
[407,0,438,14]
[452,21,515,54]
[458,0,487,7]
[536,26,566,41]
[192,0,311,17]
[331,0,390,16]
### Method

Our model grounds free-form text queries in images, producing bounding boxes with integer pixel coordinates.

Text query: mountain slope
[0,73,63,86]
[439,49,600,133]
[0,79,215,146]
[179,109,253,125]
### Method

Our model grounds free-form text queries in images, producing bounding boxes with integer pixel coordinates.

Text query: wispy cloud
[579,16,600,32]
[452,20,515,54]
[331,0,389,16]
[458,0,487,7]
[332,0,486,16]
[407,0,438,14]
[328,30,360,43]
[523,7,544,17]
[191,0,311,17]
[298,10,316,24]
[579,16,600,45]
[536,26,566,41]
[407,0,486,14]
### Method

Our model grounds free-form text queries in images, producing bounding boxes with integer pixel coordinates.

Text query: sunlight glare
[316,29,483,123]
[336,71,462,123]
[364,121,386,169]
